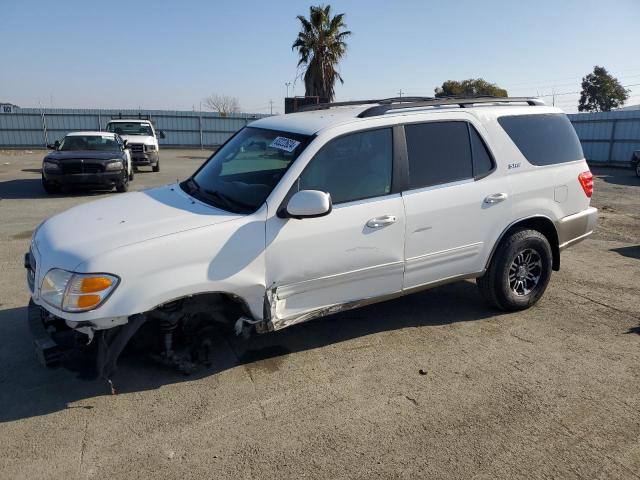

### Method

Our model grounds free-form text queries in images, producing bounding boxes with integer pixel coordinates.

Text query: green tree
[435,79,508,98]
[292,5,351,101]
[578,66,629,112]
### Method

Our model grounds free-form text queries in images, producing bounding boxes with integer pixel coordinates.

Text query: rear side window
[469,126,494,177]
[498,114,584,166]
[405,122,473,189]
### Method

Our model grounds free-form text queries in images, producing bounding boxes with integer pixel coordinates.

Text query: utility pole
[285,82,291,98]
[269,100,274,115]
[551,87,556,107]
[398,89,403,99]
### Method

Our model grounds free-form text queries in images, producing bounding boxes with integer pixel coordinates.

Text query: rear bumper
[558,207,598,251]
[44,171,125,186]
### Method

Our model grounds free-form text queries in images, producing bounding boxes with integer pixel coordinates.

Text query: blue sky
[1,0,638,113]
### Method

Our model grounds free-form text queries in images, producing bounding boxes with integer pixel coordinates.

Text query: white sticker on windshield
[270,136,301,153]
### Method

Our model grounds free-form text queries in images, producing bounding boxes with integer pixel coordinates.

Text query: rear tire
[152,159,160,172]
[128,165,135,181]
[477,229,552,311]
[635,162,640,178]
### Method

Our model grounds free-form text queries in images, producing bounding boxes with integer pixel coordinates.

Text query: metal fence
[0,108,269,148]
[1,107,639,166]
[567,110,640,166]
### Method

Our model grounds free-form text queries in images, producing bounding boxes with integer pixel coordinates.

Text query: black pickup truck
[42,132,134,194]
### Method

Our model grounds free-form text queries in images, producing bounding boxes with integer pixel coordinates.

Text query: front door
[265,127,405,329]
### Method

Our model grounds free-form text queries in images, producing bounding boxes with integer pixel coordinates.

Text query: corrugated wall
[0,108,268,148]
[568,110,640,166]
[2,107,639,165]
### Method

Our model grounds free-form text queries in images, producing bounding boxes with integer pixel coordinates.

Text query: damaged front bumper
[26,300,145,382]
[27,299,64,367]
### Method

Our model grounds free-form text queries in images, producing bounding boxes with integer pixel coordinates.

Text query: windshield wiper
[203,189,254,213]
[185,177,200,194]
[183,178,253,213]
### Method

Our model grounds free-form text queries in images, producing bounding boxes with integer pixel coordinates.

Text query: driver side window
[297,128,393,204]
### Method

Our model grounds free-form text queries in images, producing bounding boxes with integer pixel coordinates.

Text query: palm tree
[292,5,351,101]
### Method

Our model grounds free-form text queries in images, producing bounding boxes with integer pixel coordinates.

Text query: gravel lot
[0,149,639,479]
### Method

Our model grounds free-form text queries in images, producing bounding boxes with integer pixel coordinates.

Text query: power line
[536,82,640,98]
[502,69,640,89]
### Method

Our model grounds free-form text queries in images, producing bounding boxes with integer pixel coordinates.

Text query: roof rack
[358,96,545,118]
[110,112,153,122]
[297,96,435,113]
[296,96,544,117]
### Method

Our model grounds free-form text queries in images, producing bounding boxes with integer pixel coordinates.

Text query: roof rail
[297,96,435,113]
[358,96,545,118]
[294,96,545,117]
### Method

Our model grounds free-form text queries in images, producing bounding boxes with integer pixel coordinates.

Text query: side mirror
[47,140,60,150]
[284,190,332,219]
[158,130,166,139]
[46,144,55,150]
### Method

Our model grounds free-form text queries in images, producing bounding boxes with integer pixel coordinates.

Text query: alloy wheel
[508,248,542,296]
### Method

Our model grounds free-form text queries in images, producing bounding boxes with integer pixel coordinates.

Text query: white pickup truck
[105,118,165,172]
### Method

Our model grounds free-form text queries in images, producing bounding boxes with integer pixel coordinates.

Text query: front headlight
[41,269,119,312]
[105,160,123,171]
[146,145,157,151]
[43,161,60,172]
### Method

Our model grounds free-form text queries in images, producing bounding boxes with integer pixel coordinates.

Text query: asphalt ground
[0,149,639,479]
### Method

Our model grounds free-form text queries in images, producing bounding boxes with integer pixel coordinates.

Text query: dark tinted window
[59,135,120,151]
[405,122,472,189]
[469,126,494,177]
[498,114,584,166]
[297,128,392,204]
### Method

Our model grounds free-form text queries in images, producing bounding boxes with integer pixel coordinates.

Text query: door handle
[484,193,508,204]
[366,215,397,228]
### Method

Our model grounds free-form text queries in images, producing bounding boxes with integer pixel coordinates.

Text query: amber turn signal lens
[76,295,102,309]
[80,276,113,293]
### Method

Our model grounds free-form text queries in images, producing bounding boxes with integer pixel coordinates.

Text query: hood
[46,150,124,161]
[34,184,242,270]
[120,134,156,145]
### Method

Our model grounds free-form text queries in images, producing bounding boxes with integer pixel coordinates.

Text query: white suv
[26,97,597,379]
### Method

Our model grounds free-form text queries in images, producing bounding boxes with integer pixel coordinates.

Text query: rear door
[401,119,512,289]
[265,127,405,328]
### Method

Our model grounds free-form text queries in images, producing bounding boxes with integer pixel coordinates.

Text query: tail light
[578,171,593,198]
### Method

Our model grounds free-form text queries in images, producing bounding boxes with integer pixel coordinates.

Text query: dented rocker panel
[265,270,485,331]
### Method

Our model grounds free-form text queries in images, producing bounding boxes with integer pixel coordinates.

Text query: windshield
[182,127,311,213]
[59,135,121,151]
[106,122,154,136]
